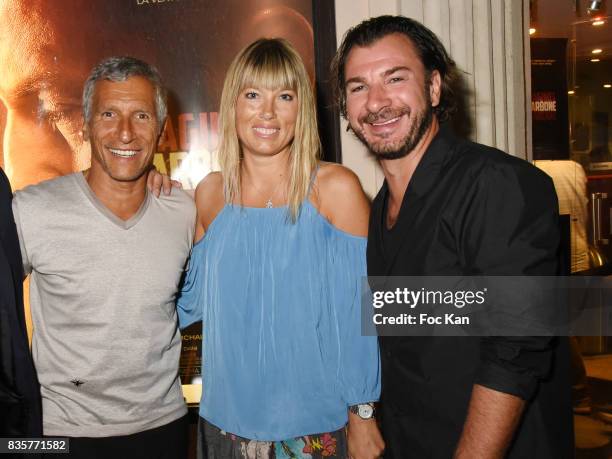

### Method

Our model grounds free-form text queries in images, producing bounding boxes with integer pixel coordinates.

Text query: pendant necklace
[247,173,285,208]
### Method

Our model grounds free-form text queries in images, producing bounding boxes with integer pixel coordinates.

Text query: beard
[350,94,434,160]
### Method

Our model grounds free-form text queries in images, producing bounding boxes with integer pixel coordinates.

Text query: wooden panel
[313,0,342,163]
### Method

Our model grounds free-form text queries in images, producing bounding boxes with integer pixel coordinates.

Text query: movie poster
[531,38,570,160]
[0,0,315,400]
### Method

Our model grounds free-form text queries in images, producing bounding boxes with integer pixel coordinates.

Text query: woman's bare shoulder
[313,162,370,237]
[194,171,225,232]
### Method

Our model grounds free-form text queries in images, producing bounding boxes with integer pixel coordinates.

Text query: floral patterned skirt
[200,418,347,459]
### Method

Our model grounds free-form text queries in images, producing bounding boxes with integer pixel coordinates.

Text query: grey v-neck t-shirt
[12,173,196,437]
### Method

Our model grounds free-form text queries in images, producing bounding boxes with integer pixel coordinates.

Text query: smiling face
[235,86,298,159]
[83,76,159,183]
[344,33,441,160]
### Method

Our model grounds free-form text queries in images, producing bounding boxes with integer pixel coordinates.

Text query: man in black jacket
[331,15,573,458]
[0,167,42,439]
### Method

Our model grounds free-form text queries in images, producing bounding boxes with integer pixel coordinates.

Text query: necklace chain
[245,172,284,208]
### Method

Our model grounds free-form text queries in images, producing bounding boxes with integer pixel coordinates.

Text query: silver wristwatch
[349,402,376,419]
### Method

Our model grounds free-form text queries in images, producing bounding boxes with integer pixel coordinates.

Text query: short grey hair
[82,56,167,131]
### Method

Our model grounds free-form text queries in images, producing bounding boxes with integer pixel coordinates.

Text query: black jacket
[0,167,42,437]
[368,127,574,458]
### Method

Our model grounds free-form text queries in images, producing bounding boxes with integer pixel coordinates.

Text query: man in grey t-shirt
[12,57,195,459]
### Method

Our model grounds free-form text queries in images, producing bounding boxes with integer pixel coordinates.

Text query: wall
[334,0,532,198]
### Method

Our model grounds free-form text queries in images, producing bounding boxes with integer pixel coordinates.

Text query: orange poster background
[0,0,314,190]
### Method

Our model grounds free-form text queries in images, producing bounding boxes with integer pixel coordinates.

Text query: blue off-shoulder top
[177,200,380,441]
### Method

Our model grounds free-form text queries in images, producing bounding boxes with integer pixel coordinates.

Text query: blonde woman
[178,39,383,459]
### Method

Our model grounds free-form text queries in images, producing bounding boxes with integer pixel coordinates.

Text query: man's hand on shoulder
[316,163,370,237]
[347,411,385,459]
[146,167,182,197]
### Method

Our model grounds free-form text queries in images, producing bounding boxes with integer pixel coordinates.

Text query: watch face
[359,404,374,418]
